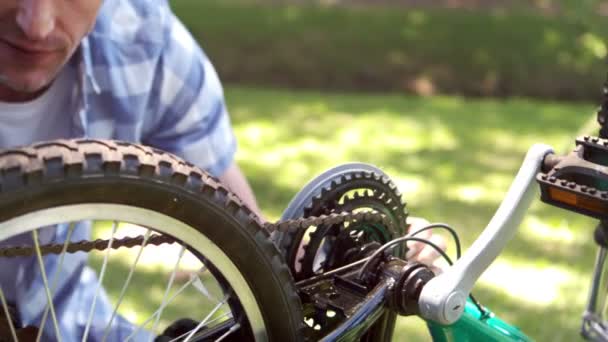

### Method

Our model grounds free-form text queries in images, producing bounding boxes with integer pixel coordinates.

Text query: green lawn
[224,85,596,341]
[93,85,597,340]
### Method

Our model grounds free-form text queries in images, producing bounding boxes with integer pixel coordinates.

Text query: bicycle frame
[314,281,534,341]
[427,300,532,342]
[305,268,534,341]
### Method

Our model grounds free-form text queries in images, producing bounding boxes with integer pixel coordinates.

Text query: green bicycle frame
[426,300,532,342]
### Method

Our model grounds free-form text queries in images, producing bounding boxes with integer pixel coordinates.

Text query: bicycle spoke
[81,221,118,342]
[32,230,62,341]
[191,273,220,303]
[126,265,207,342]
[36,222,76,342]
[0,286,18,342]
[200,311,233,329]
[183,294,229,342]
[150,245,187,335]
[215,323,241,342]
[101,229,152,341]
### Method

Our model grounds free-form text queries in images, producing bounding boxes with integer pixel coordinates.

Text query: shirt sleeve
[143,8,237,177]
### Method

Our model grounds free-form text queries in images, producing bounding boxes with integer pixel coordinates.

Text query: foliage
[170,0,608,100]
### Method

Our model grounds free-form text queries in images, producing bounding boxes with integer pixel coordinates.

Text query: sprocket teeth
[303,193,325,215]
[284,168,410,277]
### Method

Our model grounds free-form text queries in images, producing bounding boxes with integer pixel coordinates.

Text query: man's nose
[16,0,56,41]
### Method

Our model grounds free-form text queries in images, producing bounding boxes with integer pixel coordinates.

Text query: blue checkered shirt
[0,0,237,340]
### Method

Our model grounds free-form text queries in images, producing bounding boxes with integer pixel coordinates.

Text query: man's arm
[142,6,264,220]
[219,162,263,219]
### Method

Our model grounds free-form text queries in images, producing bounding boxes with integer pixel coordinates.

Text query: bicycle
[1,97,608,341]
[0,134,605,341]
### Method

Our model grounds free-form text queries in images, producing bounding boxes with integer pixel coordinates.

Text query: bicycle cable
[357,227,486,316]
[296,223,461,287]
[358,222,462,277]
[406,223,462,259]
[358,236,453,278]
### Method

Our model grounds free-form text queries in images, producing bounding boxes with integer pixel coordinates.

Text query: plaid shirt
[74,0,236,177]
[3,0,237,340]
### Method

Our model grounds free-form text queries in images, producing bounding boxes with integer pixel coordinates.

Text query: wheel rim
[0,203,267,342]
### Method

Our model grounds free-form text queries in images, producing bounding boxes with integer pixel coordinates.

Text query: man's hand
[406,216,448,273]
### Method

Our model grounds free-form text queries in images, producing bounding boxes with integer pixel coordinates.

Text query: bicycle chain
[0,211,391,258]
[0,233,177,258]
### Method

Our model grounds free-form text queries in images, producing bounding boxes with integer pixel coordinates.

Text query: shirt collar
[70,35,101,137]
[77,36,101,95]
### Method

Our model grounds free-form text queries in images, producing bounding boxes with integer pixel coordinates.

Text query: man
[0,0,444,340]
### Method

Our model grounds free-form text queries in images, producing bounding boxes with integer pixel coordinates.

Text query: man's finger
[416,234,448,266]
[405,216,432,259]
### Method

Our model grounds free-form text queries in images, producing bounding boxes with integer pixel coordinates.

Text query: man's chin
[0,74,53,101]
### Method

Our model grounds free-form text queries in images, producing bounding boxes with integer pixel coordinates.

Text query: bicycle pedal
[537,136,608,220]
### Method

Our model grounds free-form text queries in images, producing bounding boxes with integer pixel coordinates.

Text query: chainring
[299,190,406,279]
[277,166,408,281]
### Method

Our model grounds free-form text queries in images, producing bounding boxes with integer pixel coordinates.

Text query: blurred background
[117,0,608,340]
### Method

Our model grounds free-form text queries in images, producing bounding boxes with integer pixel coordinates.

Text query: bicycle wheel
[0,139,304,341]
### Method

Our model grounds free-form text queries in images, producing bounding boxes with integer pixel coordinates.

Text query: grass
[170,0,608,100]
[223,85,597,340]
[91,85,597,340]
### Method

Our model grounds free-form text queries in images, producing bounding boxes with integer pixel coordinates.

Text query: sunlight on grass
[450,184,488,203]
[444,171,520,205]
[523,216,577,244]
[391,175,425,199]
[480,129,543,151]
[479,259,576,306]
[121,305,141,325]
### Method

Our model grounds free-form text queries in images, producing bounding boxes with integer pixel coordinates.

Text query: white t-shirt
[0,67,77,149]
[0,67,79,303]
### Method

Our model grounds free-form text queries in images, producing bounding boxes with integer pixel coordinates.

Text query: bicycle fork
[583,222,608,341]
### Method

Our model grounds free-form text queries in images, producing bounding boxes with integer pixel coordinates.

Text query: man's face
[0,0,103,101]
